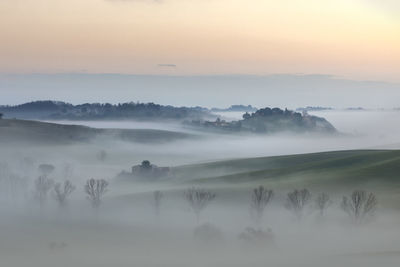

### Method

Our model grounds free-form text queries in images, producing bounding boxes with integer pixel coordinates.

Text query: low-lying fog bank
[0,176,399,267]
[0,110,400,266]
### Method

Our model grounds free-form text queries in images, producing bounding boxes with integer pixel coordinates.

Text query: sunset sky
[0,0,399,82]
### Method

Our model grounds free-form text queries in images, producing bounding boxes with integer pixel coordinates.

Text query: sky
[0,0,399,82]
[1,73,399,109]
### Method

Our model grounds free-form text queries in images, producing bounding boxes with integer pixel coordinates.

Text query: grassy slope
[171,150,400,205]
[0,118,196,144]
[113,150,400,209]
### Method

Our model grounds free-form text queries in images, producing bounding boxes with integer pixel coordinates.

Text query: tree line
[32,167,378,225]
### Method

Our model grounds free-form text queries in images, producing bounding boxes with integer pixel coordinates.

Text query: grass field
[167,150,400,208]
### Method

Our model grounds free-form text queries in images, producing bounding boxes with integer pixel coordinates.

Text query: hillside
[171,150,400,203]
[0,119,196,144]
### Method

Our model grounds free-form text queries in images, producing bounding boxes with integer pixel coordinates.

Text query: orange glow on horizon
[0,0,399,82]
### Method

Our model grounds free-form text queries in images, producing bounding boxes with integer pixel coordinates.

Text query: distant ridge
[0,100,212,121]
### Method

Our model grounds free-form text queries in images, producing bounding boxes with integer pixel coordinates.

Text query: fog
[44,110,400,165]
[1,110,400,266]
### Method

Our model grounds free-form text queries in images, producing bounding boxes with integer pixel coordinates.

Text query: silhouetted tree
[84,179,108,208]
[341,190,377,223]
[315,192,331,217]
[250,186,273,224]
[5,174,27,204]
[34,175,54,208]
[53,180,76,208]
[285,189,311,219]
[96,150,107,162]
[184,187,216,223]
[153,190,163,217]
[0,113,3,119]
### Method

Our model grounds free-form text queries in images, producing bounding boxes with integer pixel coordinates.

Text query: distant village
[184,107,336,134]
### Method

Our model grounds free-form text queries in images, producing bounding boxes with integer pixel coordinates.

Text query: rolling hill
[0,118,197,144]
[168,150,400,206]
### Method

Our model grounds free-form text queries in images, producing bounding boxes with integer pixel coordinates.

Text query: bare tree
[34,175,54,208]
[53,180,76,208]
[285,189,311,219]
[341,190,377,223]
[96,150,107,162]
[250,186,273,224]
[153,190,163,217]
[5,174,28,204]
[315,192,331,217]
[84,179,108,208]
[184,187,216,223]
[0,163,27,204]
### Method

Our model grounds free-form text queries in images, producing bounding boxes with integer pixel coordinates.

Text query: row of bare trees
[31,173,378,225]
[249,186,377,224]
[181,186,377,224]
[33,163,110,209]
[33,175,108,209]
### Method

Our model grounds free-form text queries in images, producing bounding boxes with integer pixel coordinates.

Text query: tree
[38,164,55,177]
[96,150,107,162]
[141,160,151,169]
[84,179,108,208]
[285,189,311,219]
[250,186,273,224]
[315,193,331,217]
[341,190,377,223]
[153,190,163,217]
[184,187,216,223]
[34,175,54,208]
[4,174,27,204]
[0,113,3,119]
[242,112,251,120]
[53,180,76,208]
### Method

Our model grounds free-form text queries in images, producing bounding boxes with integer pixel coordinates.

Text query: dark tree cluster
[186,107,336,134]
[0,101,211,121]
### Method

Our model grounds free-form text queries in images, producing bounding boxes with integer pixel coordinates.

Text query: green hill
[0,119,197,144]
[170,150,400,206]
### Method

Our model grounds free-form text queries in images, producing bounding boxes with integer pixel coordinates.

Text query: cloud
[158,64,177,68]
